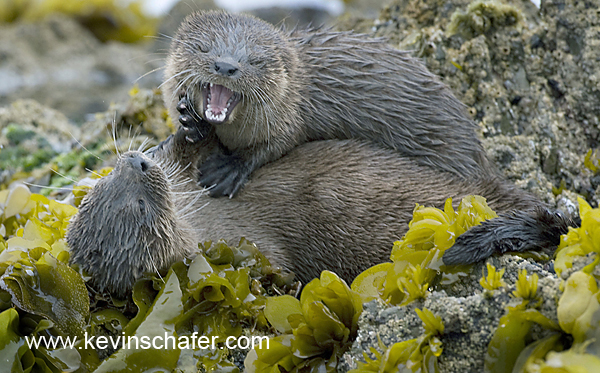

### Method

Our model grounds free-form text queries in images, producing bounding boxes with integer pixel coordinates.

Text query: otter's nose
[213,61,239,77]
[126,153,149,173]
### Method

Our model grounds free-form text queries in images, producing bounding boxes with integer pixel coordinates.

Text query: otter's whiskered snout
[124,152,150,174]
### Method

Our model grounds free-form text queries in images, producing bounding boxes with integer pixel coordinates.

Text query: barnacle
[480,263,506,291]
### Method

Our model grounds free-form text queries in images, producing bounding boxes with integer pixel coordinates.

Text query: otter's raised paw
[175,124,205,144]
[177,96,211,140]
[199,153,252,198]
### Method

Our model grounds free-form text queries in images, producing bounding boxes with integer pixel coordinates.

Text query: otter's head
[163,10,300,130]
[67,151,196,298]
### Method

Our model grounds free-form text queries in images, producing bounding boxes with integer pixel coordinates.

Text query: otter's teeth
[206,106,227,122]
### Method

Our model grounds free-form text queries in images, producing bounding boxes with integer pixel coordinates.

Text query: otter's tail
[443,207,577,265]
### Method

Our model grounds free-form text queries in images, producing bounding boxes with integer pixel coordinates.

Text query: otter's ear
[443,208,575,265]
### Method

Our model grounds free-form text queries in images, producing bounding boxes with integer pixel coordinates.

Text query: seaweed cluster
[343,197,600,372]
[0,185,96,371]
[246,271,365,373]
[1,177,599,372]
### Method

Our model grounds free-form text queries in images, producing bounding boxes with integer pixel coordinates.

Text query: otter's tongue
[205,84,234,124]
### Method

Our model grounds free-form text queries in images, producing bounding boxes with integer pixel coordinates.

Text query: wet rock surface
[0,14,163,123]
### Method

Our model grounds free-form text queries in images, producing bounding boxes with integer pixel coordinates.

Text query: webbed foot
[198,151,253,198]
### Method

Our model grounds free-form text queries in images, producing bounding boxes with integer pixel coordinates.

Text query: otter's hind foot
[177,95,211,140]
[198,151,253,198]
[443,208,574,265]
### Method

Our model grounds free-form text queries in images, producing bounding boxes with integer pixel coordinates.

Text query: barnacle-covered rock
[340,0,598,209]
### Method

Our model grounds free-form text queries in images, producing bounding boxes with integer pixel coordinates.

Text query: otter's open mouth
[201,83,241,124]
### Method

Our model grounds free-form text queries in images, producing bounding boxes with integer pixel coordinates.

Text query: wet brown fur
[163,10,493,195]
[67,131,545,296]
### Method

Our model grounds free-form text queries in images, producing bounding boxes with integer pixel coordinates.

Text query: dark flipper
[443,207,576,265]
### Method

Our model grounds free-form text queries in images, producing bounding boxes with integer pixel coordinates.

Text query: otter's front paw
[177,96,211,141]
[174,123,204,145]
[198,153,252,198]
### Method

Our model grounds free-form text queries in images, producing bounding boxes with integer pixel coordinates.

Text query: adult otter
[67,127,571,297]
[163,10,493,197]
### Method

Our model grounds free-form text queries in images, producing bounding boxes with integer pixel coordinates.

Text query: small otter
[67,127,571,297]
[163,10,493,197]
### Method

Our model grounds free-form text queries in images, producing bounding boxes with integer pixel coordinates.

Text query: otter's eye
[138,199,146,213]
[198,44,209,53]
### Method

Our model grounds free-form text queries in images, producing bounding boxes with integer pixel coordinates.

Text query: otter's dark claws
[199,152,252,197]
[174,120,204,144]
[179,114,193,126]
[177,96,211,138]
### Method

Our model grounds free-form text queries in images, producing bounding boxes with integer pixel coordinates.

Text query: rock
[337,0,600,210]
[0,14,162,122]
[339,255,566,373]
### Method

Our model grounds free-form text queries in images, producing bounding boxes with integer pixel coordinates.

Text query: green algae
[0,182,301,371]
[554,198,600,277]
[0,307,99,373]
[484,197,600,372]
[0,186,98,372]
[447,0,523,39]
[485,308,560,373]
[583,149,600,174]
[93,269,183,372]
[0,162,597,372]
[512,269,539,302]
[246,271,365,373]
